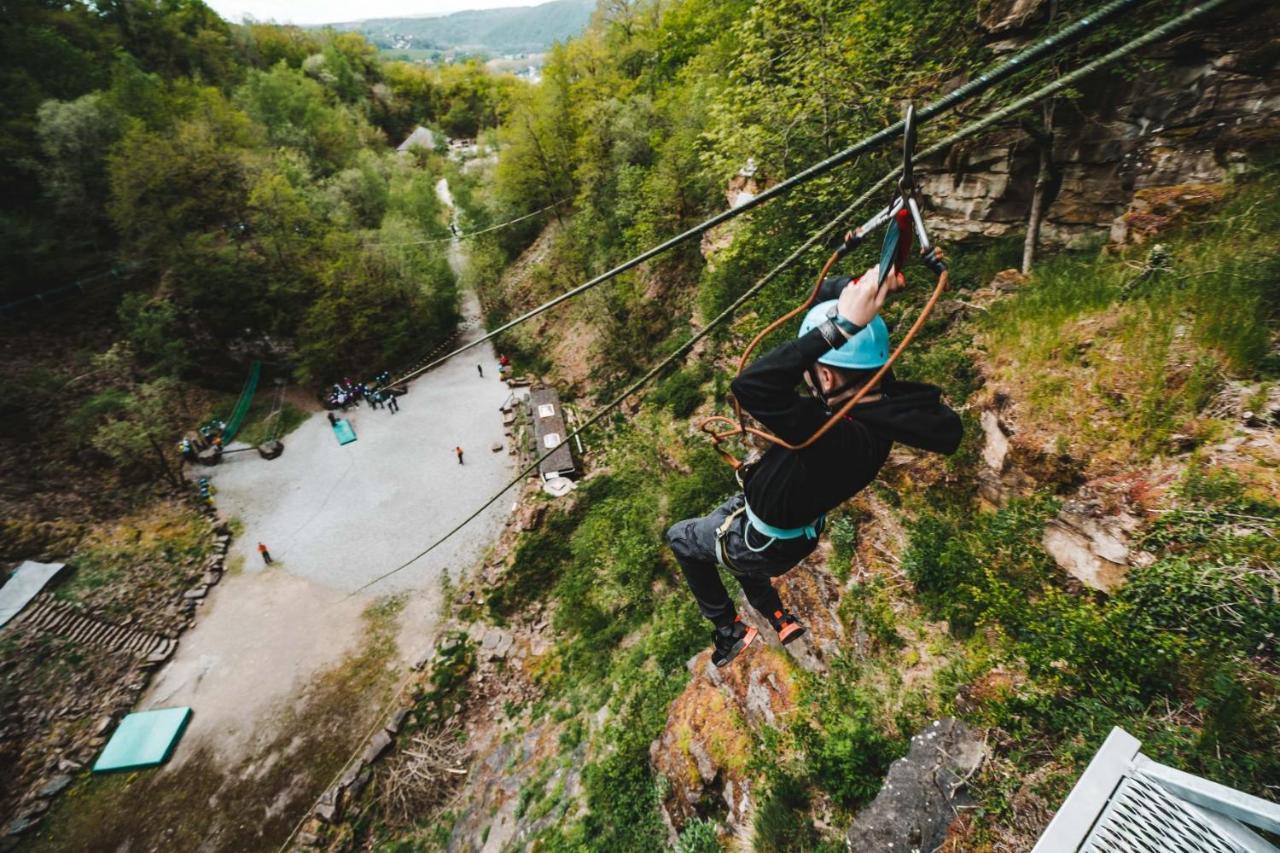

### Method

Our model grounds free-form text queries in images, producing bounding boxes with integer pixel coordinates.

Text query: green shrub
[839,576,902,651]
[666,445,737,523]
[826,513,858,580]
[1120,557,1280,657]
[752,773,818,852]
[652,365,711,419]
[487,498,587,619]
[676,818,721,853]
[798,674,900,807]
[418,631,475,727]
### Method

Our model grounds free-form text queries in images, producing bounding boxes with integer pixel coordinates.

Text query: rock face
[650,647,799,840]
[920,7,1280,249]
[846,718,987,852]
[1042,496,1153,593]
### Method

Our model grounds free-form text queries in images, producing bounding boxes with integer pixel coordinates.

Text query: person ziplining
[669,106,962,667]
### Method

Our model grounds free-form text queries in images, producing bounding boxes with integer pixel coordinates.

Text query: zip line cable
[349,205,868,598]
[347,0,1235,599]
[367,199,568,248]
[279,1,1238,844]
[0,259,153,314]
[387,0,1149,389]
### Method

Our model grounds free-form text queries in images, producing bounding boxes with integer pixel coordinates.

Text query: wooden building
[529,387,579,481]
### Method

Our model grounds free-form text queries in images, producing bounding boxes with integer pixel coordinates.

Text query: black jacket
[729,278,963,529]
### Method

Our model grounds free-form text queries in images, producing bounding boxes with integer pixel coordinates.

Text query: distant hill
[327,0,594,57]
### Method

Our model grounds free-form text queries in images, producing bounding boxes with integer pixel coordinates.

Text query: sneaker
[769,610,806,645]
[711,616,758,668]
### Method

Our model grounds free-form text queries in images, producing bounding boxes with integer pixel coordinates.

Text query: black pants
[666,494,819,629]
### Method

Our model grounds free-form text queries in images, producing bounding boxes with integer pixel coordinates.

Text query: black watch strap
[832,314,860,335]
[816,318,846,349]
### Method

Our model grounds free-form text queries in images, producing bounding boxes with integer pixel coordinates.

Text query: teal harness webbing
[744,503,824,540]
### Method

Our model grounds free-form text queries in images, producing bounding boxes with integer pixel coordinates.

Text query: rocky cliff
[921,1,1280,248]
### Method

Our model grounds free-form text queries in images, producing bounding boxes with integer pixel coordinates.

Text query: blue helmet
[798,300,889,369]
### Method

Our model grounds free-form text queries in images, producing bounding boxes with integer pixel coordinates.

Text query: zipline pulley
[699,104,949,470]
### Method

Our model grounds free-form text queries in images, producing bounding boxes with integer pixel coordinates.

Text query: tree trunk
[148,434,180,487]
[1021,110,1054,275]
[1022,0,1059,275]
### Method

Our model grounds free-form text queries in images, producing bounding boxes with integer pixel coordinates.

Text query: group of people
[179,419,227,463]
[326,372,399,414]
[479,353,513,380]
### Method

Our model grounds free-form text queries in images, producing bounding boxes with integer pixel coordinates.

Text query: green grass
[901,464,1280,839]
[984,166,1280,462]
[234,401,308,446]
[56,504,212,621]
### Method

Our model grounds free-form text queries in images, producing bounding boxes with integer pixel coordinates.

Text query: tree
[87,346,186,486]
[36,93,122,227]
[235,63,364,173]
[108,116,251,258]
[118,292,192,376]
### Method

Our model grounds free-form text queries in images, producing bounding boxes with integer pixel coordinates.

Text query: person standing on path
[388,394,399,414]
[477,364,483,378]
[455,446,464,465]
[258,542,273,565]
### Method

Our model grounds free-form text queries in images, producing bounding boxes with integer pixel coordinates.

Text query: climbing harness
[712,501,825,571]
[699,104,950,471]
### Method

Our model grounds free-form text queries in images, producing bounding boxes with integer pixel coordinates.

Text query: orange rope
[699,248,948,468]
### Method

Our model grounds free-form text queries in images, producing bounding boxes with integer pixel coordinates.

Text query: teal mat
[93,707,192,772]
[333,419,357,445]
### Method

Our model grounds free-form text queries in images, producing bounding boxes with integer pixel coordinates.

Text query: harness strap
[713,502,824,569]
[744,503,824,541]
[714,506,746,571]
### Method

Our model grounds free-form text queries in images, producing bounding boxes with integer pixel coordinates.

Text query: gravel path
[142,185,518,768]
[209,291,514,594]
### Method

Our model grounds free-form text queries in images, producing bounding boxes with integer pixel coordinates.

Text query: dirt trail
[136,186,512,767]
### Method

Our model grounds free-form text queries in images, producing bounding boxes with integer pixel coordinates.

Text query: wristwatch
[831,314,859,337]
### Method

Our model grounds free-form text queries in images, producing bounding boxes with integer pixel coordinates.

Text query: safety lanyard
[700,104,948,470]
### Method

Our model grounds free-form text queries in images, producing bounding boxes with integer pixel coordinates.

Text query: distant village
[374,34,545,81]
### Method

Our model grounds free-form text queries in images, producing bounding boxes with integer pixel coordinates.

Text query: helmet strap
[809,363,883,409]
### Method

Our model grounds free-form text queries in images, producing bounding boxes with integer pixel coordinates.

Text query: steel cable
[388,0,1150,388]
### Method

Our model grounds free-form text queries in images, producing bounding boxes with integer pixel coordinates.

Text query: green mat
[93,707,192,772]
[332,419,357,445]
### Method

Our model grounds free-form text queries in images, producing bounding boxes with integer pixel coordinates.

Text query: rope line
[387,0,1150,388]
[276,1,1239,844]
[0,259,153,314]
[367,200,567,248]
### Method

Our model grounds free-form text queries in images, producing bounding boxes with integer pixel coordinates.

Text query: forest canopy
[1,0,522,383]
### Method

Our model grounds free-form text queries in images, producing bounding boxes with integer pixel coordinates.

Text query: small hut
[529,387,579,481]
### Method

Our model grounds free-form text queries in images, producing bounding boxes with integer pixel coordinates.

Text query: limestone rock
[846,719,987,852]
[651,647,797,838]
[988,268,1027,294]
[361,730,393,765]
[920,12,1280,249]
[977,0,1047,34]
[37,775,72,798]
[1042,498,1151,593]
[980,410,1011,473]
[1110,183,1229,245]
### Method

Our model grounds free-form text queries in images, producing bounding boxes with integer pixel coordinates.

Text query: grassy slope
[387,164,1280,850]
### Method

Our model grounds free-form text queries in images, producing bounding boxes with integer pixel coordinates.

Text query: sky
[206,0,544,26]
